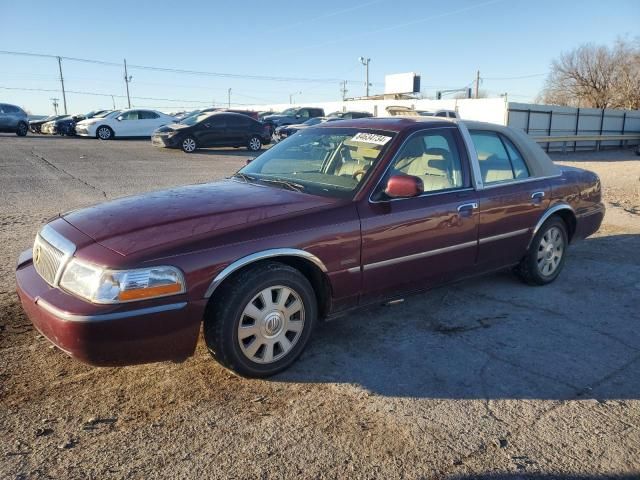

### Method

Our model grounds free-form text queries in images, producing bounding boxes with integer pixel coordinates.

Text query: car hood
[156,123,189,133]
[62,179,338,256]
[77,118,102,126]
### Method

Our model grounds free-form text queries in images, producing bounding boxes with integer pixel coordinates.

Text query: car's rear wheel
[16,122,28,137]
[181,136,197,153]
[204,261,317,377]
[96,126,113,140]
[247,135,262,152]
[516,216,568,285]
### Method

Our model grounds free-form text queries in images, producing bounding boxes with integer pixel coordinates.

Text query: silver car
[0,103,29,136]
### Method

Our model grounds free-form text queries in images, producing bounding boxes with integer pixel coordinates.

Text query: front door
[197,115,227,147]
[469,130,551,270]
[358,127,479,302]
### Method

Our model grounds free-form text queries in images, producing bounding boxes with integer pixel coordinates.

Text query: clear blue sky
[1,0,638,115]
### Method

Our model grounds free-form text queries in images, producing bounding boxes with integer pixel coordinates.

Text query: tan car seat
[477,153,513,183]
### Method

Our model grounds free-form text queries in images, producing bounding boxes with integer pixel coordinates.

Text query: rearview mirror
[384,175,424,199]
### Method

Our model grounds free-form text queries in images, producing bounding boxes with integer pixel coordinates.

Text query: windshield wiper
[256,177,305,193]
[231,172,257,183]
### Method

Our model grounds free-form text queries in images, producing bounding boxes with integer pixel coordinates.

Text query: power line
[0,50,377,85]
[482,73,546,80]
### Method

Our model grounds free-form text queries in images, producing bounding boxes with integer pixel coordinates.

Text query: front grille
[33,235,65,285]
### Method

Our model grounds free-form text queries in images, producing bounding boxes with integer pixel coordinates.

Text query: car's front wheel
[16,122,28,137]
[247,135,262,152]
[516,216,568,285]
[181,136,197,153]
[204,262,317,377]
[96,126,114,140]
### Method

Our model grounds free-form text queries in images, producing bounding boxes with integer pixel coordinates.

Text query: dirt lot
[0,134,639,479]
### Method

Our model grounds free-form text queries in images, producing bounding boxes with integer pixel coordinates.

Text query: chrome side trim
[346,266,361,274]
[35,298,187,323]
[576,203,605,218]
[478,228,530,245]
[527,204,576,249]
[204,248,328,298]
[363,240,477,271]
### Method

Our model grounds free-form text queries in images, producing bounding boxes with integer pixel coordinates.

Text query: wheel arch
[95,124,114,139]
[527,203,576,250]
[204,248,332,318]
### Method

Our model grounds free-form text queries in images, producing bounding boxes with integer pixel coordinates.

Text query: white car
[75,109,176,140]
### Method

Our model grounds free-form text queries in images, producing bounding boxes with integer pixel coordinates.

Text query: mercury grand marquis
[16,117,605,377]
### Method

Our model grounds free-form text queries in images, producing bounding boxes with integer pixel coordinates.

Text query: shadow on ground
[276,234,640,400]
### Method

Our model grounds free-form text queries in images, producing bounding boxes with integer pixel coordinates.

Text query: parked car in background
[0,103,29,136]
[41,111,110,135]
[274,116,341,141]
[386,105,458,118]
[327,111,373,119]
[75,109,175,139]
[29,115,63,134]
[16,117,604,377]
[262,107,325,134]
[151,111,271,153]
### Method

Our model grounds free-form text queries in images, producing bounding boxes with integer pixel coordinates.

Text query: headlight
[166,131,179,137]
[59,259,186,304]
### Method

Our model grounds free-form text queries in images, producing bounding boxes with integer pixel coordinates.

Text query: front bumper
[75,124,92,137]
[151,134,179,148]
[16,251,205,366]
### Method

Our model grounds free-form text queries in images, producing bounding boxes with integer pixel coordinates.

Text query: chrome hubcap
[249,138,260,150]
[238,285,305,364]
[183,138,196,152]
[537,226,564,276]
[98,128,110,139]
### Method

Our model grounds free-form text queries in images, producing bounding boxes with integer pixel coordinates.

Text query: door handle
[457,202,478,213]
[531,191,545,204]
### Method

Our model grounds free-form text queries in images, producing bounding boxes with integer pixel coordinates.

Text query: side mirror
[384,174,424,198]
[116,116,123,121]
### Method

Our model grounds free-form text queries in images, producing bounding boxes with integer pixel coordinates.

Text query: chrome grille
[32,225,76,286]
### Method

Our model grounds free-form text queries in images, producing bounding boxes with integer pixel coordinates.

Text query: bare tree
[538,39,640,109]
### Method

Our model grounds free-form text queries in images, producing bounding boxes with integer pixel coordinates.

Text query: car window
[297,110,310,119]
[448,112,457,118]
[226,115,249,127]
[501,135,529,179]
[120,111,140,120]
[139,111,159,119]
[435,111,447,117]
[382,129,465,196]
[4,104,19,114]
[470,131,529,183]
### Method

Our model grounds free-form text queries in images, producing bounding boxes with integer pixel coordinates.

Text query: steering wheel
[352,169,367,181]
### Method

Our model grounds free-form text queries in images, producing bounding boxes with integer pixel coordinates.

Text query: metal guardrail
[533,133,640,153]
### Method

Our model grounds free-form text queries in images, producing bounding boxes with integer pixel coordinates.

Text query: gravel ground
[1,134,639,480]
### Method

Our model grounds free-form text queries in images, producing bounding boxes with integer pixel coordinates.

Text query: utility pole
[289,91,301,104]
[359,57,371,97]
[50,98,59,115]
[56,57,68,115]
[475,70,480,99]
[228,88,231,107]
[110,95,116,110]
[123,59,132,108]
[340,80,348,101]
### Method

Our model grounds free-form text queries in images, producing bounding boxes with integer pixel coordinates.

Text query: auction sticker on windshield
[350,132,392,145]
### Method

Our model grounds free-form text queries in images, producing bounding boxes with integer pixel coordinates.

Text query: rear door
[470,130,551,270]
[358,127,479,302]
[225,115,249,145]
[138,110,164,136]
[0,105,7,129]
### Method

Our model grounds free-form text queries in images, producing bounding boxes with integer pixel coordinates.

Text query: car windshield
[180,113,213,126]
[238,128,395,198]
[302,118,322,126]
[96,110,118,118]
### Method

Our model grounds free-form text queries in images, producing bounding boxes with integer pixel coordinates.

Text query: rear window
[470,131,530,184]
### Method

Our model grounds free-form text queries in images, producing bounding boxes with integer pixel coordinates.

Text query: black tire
[16,122,28,137]
[180,136,197,153]
[516,216,568,285]
[96,125,114,140]
[204,261,318,378]
[247,135,262,152]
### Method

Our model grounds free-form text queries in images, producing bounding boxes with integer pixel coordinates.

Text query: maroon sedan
[16,118,604,377]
